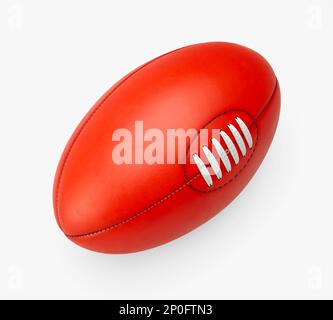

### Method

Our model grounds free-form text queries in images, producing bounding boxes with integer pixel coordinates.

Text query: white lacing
[192,116,253,187]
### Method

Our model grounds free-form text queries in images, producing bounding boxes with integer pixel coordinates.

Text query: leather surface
[53,42,280,253]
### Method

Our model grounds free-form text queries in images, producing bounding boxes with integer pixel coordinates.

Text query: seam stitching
[67,174,200,238]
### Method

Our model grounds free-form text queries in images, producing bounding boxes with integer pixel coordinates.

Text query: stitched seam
[64,78,277,239]
[67,174,200,238]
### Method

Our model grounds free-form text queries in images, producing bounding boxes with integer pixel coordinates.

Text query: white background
[0,0,332,300]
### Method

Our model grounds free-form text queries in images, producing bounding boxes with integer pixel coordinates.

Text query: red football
[53,42,280,254]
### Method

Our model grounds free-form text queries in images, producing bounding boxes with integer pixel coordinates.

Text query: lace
[192,116,253,187]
